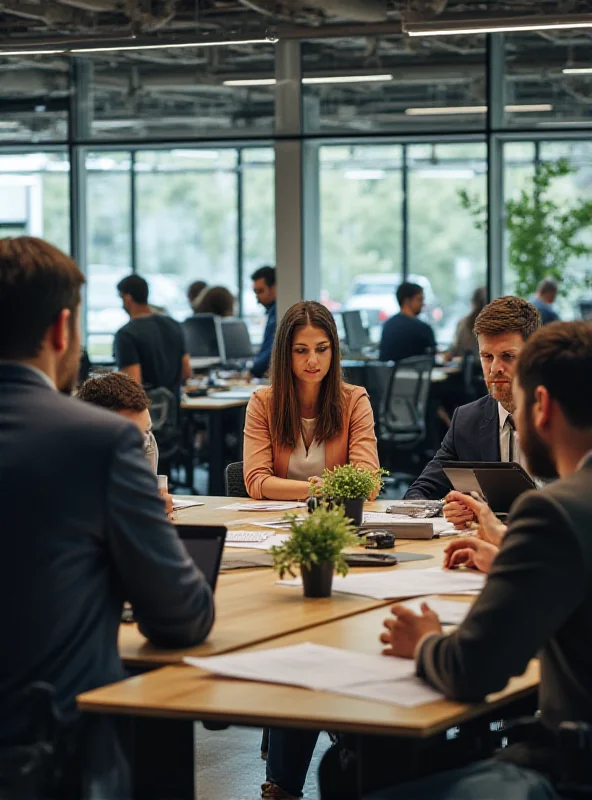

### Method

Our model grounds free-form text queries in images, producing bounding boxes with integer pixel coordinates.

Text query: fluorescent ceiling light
[223,74,393,87]
[563,67,592,74]
[405,14,592,36]
[71,38,274,53]
[0,49,65,55]
[405,104,552,115]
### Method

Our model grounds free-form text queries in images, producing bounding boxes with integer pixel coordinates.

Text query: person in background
[406,296,541,514]
[444,286,487,361]
[372,321,592,800]
[0,237,214,797]
[115,274,191,396]
[532,276,560,325]
[193,285,235,317]
[77,372,174,515]
[244,300,380,503]
[379,282,436,363]
[187,279,207,312]
[251,265,277,378]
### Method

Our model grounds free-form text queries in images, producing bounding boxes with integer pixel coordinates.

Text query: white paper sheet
[361,513,457,537]
[172,497,205,510]
[218,502,306,512]
[224,533,290,551]
[336,676,444,708]
[398,596,472,625]
[278,567,486,600]
[185,643,440,708]
[185,642,415,690]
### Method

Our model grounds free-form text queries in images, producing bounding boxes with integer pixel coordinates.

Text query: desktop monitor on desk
[342,310,371,352]
[183,314,225,369]
[221,318,254,362]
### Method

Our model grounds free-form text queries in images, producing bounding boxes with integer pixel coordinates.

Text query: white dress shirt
[287,418,326,482]
[498,402,526,469]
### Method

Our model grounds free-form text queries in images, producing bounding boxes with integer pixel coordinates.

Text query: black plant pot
[301,561,334,598]
[342,497,365,527]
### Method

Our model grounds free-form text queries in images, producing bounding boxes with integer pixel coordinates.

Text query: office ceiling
[0,1,591,140]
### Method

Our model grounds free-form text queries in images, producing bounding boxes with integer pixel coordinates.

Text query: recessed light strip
[405,14,592,36]
[71,37,275,53]
[224,74,393,87]
[0,49,66,55]
[405,104,552,115]
[563,67,592,74]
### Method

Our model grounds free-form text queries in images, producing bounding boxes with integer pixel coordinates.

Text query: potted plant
[270,504,358,598]
[317,463,387,526]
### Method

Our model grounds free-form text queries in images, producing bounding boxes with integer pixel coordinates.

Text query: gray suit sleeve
[405,412,459,500]
[416,492,586,700]
[105,425,214,647]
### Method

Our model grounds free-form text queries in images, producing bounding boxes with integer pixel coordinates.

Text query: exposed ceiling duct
[237,0,389,23]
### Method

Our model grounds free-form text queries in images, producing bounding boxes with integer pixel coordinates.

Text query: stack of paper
[278,567,486,600]
[185,642,443,708]
[225,532,290,551]
[218,502,306,512]
[360,512,457,539]
[172,497,205,510]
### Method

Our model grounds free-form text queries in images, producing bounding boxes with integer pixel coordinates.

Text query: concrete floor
[194,725,331,800]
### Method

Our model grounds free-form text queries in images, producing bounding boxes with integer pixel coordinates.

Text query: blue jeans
[266,728,320,797]
[364,759,559,800]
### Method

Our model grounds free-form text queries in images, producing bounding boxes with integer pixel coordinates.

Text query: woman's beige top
[286,418,326,481]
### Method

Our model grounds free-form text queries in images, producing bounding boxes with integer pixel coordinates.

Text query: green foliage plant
[270,504,359,580]
[458,158,592,297]
[318,463,388,501]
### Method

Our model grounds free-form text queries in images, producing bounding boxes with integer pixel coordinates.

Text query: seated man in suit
[0,237,214,798]
[372,320,592,800]
[405,296,541,524]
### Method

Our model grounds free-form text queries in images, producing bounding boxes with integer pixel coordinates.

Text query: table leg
[207,409,224,496]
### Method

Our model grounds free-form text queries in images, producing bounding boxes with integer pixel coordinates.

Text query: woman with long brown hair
[243,300,379,501]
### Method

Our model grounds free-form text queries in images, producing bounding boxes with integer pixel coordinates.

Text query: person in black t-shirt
[379,281,436,362]
[114,274,191,395]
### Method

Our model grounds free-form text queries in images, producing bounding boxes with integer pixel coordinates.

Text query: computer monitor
[182,314,225,367]
[221,318,254,361]
[175,524,227,591]
[342,310,371,351]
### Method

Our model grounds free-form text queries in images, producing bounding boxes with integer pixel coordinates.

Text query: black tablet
[442,461,536,515]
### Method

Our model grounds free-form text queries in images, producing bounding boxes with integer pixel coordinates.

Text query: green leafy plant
[459,158,592,298]
[317,463,388,501]
[270,504,359,579]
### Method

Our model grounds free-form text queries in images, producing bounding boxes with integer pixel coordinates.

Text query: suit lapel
[480,397,500,461]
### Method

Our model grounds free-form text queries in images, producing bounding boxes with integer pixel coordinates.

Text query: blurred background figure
[444,286,487,361]
[193,285,235,317]
[379,281,436,363]
[187,280,208,313]
[532,276,560,325]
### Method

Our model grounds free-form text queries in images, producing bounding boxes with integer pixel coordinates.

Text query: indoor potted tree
[318,463,387,526]
[270,504,358,598]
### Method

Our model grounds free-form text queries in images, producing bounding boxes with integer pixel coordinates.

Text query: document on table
[172,497,205,510]
[398,596,472,625]
[278,567,486,600]
[218,502,307,512]
[224,532,290,551]
[185,642,441,708]
[361,513,457,538]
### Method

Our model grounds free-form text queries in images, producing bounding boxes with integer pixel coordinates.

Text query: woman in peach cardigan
[243,300,379,501]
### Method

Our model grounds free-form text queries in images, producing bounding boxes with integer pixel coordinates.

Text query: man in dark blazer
[0,237,214,798]
[375,321,592,799]
[406,296,541,509]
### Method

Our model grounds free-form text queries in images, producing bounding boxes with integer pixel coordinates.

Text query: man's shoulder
[453,394,496,422]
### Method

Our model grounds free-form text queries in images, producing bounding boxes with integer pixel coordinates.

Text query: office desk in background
[180,397,249,495]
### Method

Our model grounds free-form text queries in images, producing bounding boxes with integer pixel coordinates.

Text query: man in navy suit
[406,296,542,516]
[0,237,214,798]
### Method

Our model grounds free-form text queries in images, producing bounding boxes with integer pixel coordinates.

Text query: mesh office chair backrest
[363,362,395,438]
[225,461,249,498]
[146,387,180,462]
[383,354,434,437]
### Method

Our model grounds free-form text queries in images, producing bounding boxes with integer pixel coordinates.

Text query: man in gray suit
[372,320,592,799]
[0,237,214,798]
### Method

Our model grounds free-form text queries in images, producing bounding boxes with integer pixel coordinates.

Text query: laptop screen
[175,524,226,591]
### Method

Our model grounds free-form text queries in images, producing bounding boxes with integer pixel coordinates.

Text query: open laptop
[442,461,536,517]
[176,524,227,591]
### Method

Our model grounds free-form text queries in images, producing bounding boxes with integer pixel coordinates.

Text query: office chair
[224,462,249,498]
[378,354,435,485]
[146,387,189,490]
[363,362,394,440]
[461,352,486,404]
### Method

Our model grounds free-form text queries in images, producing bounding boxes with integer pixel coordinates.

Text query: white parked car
[344,273,443,327]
